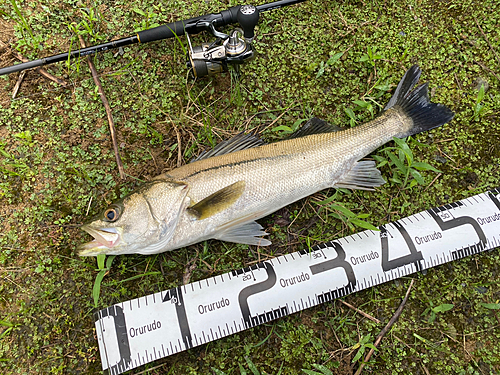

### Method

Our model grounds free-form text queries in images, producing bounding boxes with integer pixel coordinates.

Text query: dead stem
[78,35,125,180]
[0,39,68,87]
[423,172,442,193]
[354,279,415,375]
[339,300,381,324]
[475,60,500,82]
[11,70,25,99]
[475,18,500,66]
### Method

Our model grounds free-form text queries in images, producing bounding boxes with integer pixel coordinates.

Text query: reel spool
[187,5,259,78]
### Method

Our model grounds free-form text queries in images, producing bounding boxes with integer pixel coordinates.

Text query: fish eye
[103,205,121,222]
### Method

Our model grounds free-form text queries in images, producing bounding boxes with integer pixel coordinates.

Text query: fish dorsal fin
[333,160,386,191]
[192,133,264,162]
[214,211,271,246]
[190,181,246,220]
[191,118,338,162]
[287,117,342,139]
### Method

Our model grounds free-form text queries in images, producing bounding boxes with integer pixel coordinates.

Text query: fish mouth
[78,227,122,256]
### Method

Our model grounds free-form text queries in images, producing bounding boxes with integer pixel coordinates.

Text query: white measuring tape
[95,187,500,374]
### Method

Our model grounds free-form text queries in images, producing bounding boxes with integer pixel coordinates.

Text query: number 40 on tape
[95,188,500,375]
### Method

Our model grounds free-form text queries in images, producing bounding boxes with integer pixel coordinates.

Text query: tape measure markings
[95,187,500,374]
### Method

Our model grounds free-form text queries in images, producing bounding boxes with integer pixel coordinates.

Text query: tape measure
[95,187,500,374]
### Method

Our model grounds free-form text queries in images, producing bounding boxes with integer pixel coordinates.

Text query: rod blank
[0,0,308,76]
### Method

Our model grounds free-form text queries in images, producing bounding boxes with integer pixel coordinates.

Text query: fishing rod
[0,0,307,78]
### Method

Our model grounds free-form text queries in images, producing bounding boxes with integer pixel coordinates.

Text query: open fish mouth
[78,227,122,256]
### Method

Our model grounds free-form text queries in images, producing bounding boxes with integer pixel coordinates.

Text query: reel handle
[237,5,260,41]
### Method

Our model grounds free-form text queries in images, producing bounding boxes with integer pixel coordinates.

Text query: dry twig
[182,257,198,285]
[475,18,500,66]
[0,39,68,86]
[423,172,442,193]
[171,119,183,167]
[78,35,125,179]
[339,300,381,324]
[354,279,415,375]
[11,70,25,99]
[475,60,500,83]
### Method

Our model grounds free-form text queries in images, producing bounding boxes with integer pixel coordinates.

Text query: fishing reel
[186,5,259,78]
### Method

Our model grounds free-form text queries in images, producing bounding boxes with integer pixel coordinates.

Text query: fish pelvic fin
[334,160,386,191]
[214,211,271,246]
[189,181,246,220]
[386,65,455,137]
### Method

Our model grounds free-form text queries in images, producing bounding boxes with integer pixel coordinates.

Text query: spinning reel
[186,5,260,78]
[0,1,307,78]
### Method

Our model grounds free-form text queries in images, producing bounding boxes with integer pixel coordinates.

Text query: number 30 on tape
[95,188,500,375]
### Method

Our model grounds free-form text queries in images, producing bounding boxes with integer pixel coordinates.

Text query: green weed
[92,255,116,308]
[230,67,245,108]
[345,79,391,123]
[359,46,383,68]
[314,190,379,232]
[271,118,308,136]
[373,137,441,190]
[133,7,161,31]
[480,302,500,310]
[65,6,105,73]
[78,7,103,40]
[0,317,17,362]
[350,333,377,364]
[344,107,358,127]
[7,0,42,52]
[0,318,16,339]
[13,130,35,147]
[302,363,339,375]
[422,299,454,323]
[471,83,488,121]
[352,98,376,119]
[316,51,343,78]
[0,139,32,178]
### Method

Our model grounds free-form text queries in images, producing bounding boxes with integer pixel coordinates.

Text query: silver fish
[78,66,454,256]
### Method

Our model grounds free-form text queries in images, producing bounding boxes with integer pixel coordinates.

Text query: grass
[0,0,499,374]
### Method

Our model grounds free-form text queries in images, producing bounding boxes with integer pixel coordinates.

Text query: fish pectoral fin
[190,181,246,220]
[213,211,271,246]
[333,160,386,191]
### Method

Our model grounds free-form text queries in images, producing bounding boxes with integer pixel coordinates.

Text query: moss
[0,0,499,373]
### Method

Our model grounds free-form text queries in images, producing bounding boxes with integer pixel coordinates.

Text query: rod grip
[137,20,188,43]
[136,6,240,44]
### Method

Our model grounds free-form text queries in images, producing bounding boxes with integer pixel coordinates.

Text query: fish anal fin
[214,220,271,246]
[190,181,245,220]
[334,160,386,191]
[214,211,271,246]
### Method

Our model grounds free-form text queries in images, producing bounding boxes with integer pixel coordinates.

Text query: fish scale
[148,109,414,251]
[78,65,454,256]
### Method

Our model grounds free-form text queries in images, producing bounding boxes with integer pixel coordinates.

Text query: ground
[0,0,499,374]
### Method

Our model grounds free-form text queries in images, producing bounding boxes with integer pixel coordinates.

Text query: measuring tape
[95,187,500,374]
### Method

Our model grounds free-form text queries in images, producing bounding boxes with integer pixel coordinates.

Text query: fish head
[78,179,190,256]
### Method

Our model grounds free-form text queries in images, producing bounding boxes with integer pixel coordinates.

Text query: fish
[78,65,454,256]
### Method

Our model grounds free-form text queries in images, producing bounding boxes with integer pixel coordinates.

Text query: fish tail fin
[385,65,454,137]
